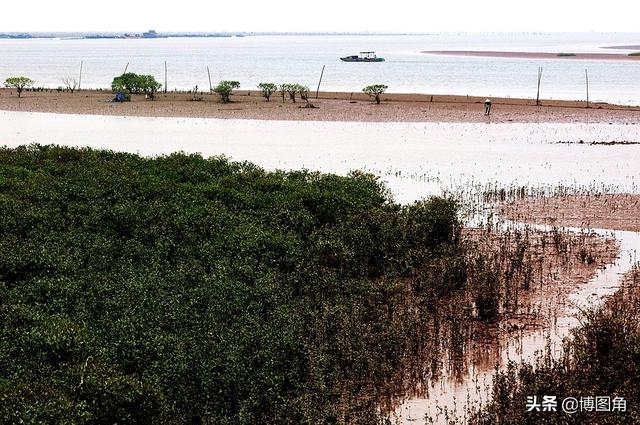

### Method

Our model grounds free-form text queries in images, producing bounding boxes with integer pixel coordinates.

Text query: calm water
[1,111,639,203]
[1,33,640,104]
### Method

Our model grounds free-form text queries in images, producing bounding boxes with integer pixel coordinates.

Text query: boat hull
[340,57,385,62]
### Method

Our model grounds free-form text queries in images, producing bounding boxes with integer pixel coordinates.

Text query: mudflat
[1,88,639,123]
[498,194,640,232]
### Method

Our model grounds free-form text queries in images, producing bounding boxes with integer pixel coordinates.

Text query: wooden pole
[124,62,129,74]
[164,61,167,94]
[315,65,325,99]
[585,69,590,108]
[78,61,83,91]
[536,67,542,106]
[207,66,213,92]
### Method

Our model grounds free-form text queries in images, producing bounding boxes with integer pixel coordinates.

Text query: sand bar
[424,50,640,61]
[1,88,639,124]
[602,45,640,50]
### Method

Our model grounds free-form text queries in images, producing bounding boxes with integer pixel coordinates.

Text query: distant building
[143,30,158,38]
[0,33,32,39]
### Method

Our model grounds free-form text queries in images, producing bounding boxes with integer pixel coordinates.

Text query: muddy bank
[1,88,639,123]
[392,224,619,424]
[498,194,640,232]
[394,193,640,423]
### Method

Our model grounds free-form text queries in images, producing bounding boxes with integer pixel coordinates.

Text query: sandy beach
[424,50,640,61]
[1,88,639,123]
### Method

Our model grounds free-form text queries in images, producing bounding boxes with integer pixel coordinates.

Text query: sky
[5,0,640,33]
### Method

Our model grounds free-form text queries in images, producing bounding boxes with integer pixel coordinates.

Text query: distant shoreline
[0,32,436,40]
[424,50,640,61]
[1,88,639,124]
[602,45,640,50]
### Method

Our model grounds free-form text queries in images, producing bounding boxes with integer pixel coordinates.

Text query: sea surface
[1,33,640,104]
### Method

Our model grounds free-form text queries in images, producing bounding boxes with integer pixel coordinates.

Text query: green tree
[213,80,240,103]
[257,82,278,101]
[278,83,289,103]
[111,73,161,99]
[140,75,162,100]
[279,83,307,103]
[298,85,311,106]
[363,84,388,104]
[285,83,301,103]
[4,76,34,97]
[111,73,142,94]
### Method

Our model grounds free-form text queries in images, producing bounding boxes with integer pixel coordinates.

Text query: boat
[143,30,159,38]
[340,52,385,62]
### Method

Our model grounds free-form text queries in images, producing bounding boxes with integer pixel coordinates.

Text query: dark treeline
[0,145,468,424]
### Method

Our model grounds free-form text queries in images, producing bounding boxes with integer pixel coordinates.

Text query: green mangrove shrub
[363,84,388,104]
[257,82,278,101]
[111,73,162,99]
[0,145,467,424]
[279,83,308,103]
[4,76,34,97]
[213,80,240,103]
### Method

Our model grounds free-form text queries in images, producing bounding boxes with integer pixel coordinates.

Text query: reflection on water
[394,225,640,424]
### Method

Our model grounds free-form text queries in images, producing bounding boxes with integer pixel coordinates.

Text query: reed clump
[471,266,640,424]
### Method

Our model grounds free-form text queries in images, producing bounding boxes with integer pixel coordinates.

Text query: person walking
[484,99,492,116]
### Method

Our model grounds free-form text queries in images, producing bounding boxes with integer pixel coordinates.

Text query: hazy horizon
[4,0,640,33]
[5,30,640,35]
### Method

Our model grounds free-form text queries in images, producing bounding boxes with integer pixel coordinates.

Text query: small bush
[278,83,288,102]
[61,77,78,93]
[278,83,307,103]
[257,82,278,101]
[213,80,240,103]
[363,84,388,104]
[298,85,311,106]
